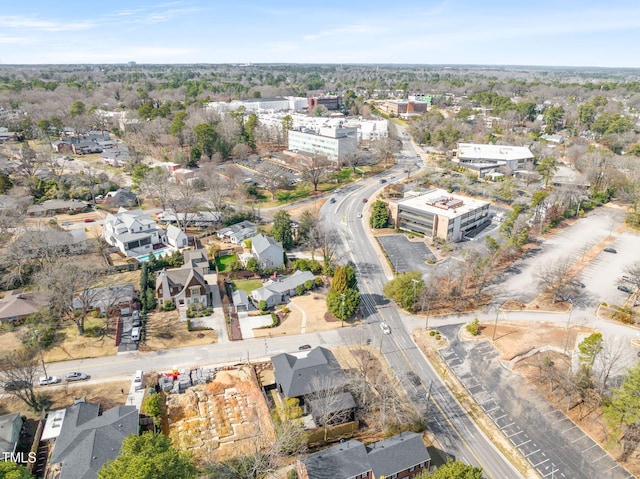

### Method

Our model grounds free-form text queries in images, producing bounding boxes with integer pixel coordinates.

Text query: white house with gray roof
[250,270,316,308]
[102,208,186,257]
[250,233,284,269]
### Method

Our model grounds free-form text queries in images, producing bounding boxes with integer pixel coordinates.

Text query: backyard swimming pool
[136,249,173,262]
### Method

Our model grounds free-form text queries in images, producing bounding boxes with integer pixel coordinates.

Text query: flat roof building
[288,126,357,162]
[389,189,490,242]
[453,143,534,177]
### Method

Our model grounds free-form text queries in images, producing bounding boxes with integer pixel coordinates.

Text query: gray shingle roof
[271,347,346,398]
[367,431,430,477]
[299,440,370,479]
[50,403,138,479]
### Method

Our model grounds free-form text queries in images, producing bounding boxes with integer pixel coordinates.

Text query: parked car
[131,326,141,342]
[61,221,72,227]
[132,310,141,327]
[603,247,617,253]
[622,275,634,283]
[570,280,585,288]
[4,380,30,391]
[298,344,312,350]
[380,321,391,334]
[38,376,60,386]
[618,285,633,294]
[83,218,95,223]
[133,370,144,390]
[65,372,89,382]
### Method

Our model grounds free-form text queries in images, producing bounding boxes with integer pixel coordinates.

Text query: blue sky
[1,0,639,67]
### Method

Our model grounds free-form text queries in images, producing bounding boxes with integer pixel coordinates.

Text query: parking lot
[439,332,633,479]
[377,235,436,274]
[495,207,631,304]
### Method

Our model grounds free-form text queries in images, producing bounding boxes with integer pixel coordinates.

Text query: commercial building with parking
[389,189,490,242]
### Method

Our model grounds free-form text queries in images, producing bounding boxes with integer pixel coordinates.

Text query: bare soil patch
[165,366,273,462]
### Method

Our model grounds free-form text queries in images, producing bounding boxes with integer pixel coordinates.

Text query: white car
[380,322,391,334]
[39,376,60,386]
[357,212,363,218]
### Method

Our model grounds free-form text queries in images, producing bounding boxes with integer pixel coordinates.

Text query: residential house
[103,208,176,257]
[231,290,252,312]
[217,221,257,244]
[0,128,18,143]
[297,431,430,479]
[0,289,48,324]
[72,284,137,316]
[157,211,221,228]
[251,270,316,308]
[51,130,111,155]
[166,224,189,249]
[156,249,212,309]
[45,401,139,479]
[27,199,89,217]
[250,233,284,269]
[271,346,347,399]
[104,188,138,208]
[0,413,23,455]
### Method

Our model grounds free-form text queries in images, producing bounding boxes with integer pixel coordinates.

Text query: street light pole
[564,299,574,355]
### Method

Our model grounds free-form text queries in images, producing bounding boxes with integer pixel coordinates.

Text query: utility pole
[564,298,574,355]
[34,329,48,380]
[340,293,346,327]
[492,304,502,341]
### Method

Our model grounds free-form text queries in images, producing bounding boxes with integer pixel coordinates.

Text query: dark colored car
[329,198,336,204]
[618,285,633,294]
[83,218,96,223]
[407,372,421,386]
[379,179,387,183]
[362,198,368,203]
[604,247,617,253]
[298,344,312,350]
[570,280,585,288]
[4,380,30,391]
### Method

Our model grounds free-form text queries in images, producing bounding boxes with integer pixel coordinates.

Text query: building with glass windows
[288,126,357,162]
[388,189,491,242]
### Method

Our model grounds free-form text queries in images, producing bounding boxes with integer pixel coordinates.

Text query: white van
[133,370,144,390]
[131,326,141,342]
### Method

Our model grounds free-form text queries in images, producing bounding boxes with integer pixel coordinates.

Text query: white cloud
[0,15,95,32]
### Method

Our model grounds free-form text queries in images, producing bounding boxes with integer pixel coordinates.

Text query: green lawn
[233,279,263,294]
[216,254,237,272]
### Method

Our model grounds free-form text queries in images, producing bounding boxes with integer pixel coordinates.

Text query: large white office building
[389,189,491,242]
[287,126,357,162]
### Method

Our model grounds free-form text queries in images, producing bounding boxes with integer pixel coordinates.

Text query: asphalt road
[322,136,522,478]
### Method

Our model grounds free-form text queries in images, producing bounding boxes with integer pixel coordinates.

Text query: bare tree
[258,162,287,200]
[35,262,102,336]
[308,375,353,441]
[0,347,47,410]
[593,337,632,393]
[301,155,331,192]
[139,167,172,211]
[372,137,398,167]
[536,259,576,303]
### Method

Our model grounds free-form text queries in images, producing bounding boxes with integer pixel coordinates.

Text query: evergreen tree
[271,210,294,250]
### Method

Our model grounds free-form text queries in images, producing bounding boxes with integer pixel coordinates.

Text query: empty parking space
[378,234,436,274]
